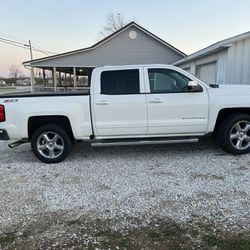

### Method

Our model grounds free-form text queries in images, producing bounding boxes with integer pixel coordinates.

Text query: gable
[27,24,185,67]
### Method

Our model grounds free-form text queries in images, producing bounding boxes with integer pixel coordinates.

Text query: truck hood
[211,84,250,95]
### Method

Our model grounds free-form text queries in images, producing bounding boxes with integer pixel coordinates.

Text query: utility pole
[29,40,35,92]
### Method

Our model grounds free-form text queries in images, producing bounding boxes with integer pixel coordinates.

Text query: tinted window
[148,68,192,93]
[101,69,140,95]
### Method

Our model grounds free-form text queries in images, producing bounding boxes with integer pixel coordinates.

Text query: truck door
[145,67,209,135]
[92,68,147,137]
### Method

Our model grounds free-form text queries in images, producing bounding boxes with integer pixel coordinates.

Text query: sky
[0,0,250,77]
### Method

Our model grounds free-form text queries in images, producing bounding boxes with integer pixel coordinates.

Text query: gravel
[0,138,249,233]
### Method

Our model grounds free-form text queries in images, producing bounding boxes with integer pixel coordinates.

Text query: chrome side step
[8,140,26,149]
[91,138,199,147]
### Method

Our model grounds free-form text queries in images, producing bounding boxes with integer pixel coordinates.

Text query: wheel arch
[28,115,75,141]
[214,108,250,135]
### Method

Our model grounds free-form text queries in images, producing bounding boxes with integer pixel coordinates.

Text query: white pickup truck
[1,64,250,163]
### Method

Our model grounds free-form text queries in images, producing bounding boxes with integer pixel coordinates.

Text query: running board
[91,138,199,147]
[8,140,26,148]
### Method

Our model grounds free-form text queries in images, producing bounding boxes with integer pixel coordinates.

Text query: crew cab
[1,64,250,163]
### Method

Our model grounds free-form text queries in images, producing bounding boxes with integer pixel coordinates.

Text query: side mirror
[187,81,202,92]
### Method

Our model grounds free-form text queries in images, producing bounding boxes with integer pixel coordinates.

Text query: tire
[217,113,250,155]
[31,124,73,163]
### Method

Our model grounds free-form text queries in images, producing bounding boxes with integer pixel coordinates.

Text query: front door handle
[96,100,110,105]
[149,99,163,103]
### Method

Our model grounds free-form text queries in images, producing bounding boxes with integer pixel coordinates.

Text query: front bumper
[0,129,10,140]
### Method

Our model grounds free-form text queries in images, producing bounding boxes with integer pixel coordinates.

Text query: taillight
[0,105,5,122]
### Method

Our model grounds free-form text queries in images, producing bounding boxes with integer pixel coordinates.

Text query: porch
[31,66,94,92]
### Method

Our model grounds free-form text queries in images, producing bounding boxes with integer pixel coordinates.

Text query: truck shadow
[69,137,228,160]
[0,137,229,165]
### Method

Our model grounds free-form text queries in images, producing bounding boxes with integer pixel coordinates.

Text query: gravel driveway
[0,139,249,249]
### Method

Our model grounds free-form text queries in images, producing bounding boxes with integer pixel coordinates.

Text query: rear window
[101,69,140,95]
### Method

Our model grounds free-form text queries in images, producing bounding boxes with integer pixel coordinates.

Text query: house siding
[177,37,250,85]
[226,38,250,84]
[31,26,184,68]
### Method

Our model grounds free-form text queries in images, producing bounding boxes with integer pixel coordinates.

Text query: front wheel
[31,124,73,163]
[217,114,250,155]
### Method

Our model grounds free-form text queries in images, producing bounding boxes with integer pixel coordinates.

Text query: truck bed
[0,90,92,140]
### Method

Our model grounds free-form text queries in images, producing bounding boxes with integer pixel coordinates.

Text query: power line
[0,38,30,50]
[0,32,56,54]
[32,47,55,55]
[0,37,28,46]
[31,42,57,54]
[0,36,56,55]
[0,31,28,44]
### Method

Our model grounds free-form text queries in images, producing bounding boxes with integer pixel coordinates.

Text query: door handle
[149,99,163,103]
[96,100,110,105]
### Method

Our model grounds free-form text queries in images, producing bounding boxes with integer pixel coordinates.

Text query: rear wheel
[31,124,73,163]
[217,114,250,155]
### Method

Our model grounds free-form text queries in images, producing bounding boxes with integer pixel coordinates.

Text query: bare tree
[99,12,130,38]
[8,65,22,80]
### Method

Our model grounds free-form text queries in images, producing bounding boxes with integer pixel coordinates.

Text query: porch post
[69,74,71,87]
[42,69,46,86]
[73,67,77,89]
[59,72,61,86]
[30,67,35,92]
[53,67,57,92]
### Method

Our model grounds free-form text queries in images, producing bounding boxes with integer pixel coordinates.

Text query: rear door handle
[96,100,110,105]
[149,99,163,103]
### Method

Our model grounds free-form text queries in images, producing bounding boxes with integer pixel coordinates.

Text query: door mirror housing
[187,81,202,92]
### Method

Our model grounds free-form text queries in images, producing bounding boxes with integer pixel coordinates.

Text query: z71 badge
[4,99,18,103]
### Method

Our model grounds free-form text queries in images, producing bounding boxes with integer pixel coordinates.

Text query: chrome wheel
[36,132,64,159]
[230,120,250,150]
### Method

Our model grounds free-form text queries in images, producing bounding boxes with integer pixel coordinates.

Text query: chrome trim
[91,138,199,147]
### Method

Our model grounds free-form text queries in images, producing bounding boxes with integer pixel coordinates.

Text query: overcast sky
[1,0,250,76]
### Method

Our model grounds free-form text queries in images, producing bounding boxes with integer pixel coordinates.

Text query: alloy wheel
[230,120,250,150]
[36,132,64,159]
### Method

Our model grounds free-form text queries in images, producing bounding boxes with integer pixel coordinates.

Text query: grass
[91,230,132,249]
[0,232,16,246]
[202,233,221,247]
[20,229,31,239]
[0,88,17,95]
[1,216,250,249]
[67,218,82,226]
[0,229,32,248]
[0,87,30,95]
[0,89,15,91]
[220,234,250,250]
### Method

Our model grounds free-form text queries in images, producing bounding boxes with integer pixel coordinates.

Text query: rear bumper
[0,129,10,140]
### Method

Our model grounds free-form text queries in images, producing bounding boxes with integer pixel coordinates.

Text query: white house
[174,31,250,85]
